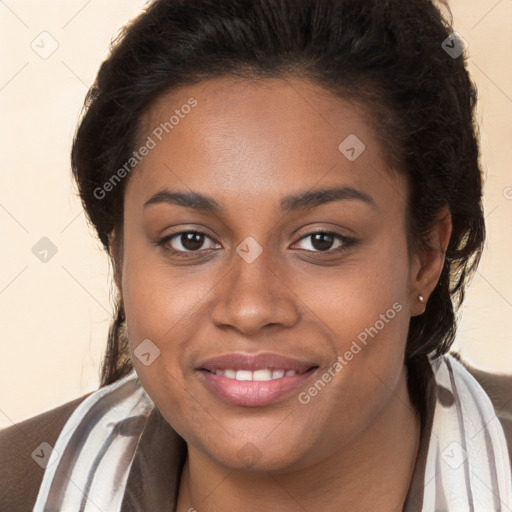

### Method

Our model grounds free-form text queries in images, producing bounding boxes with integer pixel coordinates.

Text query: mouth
[204,368,306,380]
[196,353,319,407]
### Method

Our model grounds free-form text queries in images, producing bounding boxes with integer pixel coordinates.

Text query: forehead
[128,75,405,215]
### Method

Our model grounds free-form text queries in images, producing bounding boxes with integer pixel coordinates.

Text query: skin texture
[119,76,452,511]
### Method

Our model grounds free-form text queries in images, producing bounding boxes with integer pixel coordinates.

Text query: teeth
[212,369,298,380]
[253,369,272,381]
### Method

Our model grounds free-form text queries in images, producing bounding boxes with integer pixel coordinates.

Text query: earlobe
[411,206,452,314]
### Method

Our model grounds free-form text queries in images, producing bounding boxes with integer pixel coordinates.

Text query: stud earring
[418,294,425,303]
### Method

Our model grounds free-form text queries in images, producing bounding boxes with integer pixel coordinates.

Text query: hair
[71,0,485,421]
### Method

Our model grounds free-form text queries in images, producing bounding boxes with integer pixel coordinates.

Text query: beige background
[0,0,511,430]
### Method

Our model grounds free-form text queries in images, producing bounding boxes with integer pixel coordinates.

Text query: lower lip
[198,369,317,407]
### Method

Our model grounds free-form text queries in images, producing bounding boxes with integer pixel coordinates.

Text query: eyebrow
[143,185,377,213]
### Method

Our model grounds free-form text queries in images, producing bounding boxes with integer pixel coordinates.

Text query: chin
[198,429,318,474]
[215,448,304,473]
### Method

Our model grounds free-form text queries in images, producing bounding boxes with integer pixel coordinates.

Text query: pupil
[182,232,203,251]
[312,233,333,251]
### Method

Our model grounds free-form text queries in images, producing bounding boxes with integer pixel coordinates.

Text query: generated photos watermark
[298,301,403,404]
[93,97,198,200]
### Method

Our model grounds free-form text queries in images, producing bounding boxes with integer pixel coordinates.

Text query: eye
[156,229,356,257]
[157,230,219,255]
[292,231,355,254]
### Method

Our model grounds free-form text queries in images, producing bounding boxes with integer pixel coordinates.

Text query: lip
[197,352,316,373]
[196,352,319,407]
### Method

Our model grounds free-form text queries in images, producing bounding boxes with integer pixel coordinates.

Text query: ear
[409,206,452,317]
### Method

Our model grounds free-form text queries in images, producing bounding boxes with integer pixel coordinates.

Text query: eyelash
[155,229,356,258]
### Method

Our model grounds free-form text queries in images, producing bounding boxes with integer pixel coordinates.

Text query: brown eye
[177,232,207,251]
[310,233,336,251]
[294,232,354,253]
[158,230,219,255]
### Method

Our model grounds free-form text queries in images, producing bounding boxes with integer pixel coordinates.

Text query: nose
[210,247,300,336]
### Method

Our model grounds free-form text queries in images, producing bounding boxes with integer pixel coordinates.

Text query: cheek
[120,228,232,429]
[296,240,412,444]
[120,229,190,385]
[321,231,411,389]
[121,220,207,345]
[123,264,198,342]
[121,250,205,434]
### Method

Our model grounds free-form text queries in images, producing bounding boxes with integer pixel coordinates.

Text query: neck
[176,367,421,512]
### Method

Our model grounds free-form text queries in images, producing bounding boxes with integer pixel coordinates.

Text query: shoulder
[0,392,93,511]
[454,353,512,462]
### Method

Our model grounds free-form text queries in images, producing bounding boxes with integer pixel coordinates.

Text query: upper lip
[197,352,318,373]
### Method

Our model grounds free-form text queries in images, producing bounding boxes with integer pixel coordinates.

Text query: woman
[1,0,511,510]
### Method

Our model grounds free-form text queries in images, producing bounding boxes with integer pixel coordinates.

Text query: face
[120,76,423,472]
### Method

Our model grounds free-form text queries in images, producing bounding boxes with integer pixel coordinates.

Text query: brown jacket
[1,360,511,511]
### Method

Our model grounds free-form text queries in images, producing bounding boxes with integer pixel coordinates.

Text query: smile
[208,369,300,380]
[195,352,319,407]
